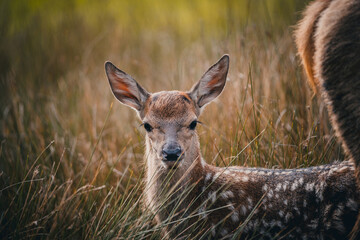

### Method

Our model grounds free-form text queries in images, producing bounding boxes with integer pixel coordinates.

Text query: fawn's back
[199,161,358,239]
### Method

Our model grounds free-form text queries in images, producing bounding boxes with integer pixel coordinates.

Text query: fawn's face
[105,55,229,169]
[141,91,199,168]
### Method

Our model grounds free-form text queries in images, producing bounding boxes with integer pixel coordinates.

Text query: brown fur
[295,0,360,238]
[146,91,196,120]
[295,0,332,92]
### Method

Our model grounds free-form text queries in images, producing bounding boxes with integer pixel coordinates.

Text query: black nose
[162,143,182,161]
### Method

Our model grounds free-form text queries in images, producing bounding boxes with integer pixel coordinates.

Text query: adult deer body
[105,1,360,238]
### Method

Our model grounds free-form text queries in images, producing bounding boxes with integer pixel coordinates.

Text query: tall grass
[0,0,344,239]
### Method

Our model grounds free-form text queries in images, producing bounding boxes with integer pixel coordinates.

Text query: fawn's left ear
[188,55,229,110]
[105,61,149,115]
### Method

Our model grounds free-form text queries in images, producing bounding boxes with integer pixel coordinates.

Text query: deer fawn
[105,0,360,238]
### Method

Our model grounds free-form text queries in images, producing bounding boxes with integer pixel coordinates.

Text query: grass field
[0,0,346,239]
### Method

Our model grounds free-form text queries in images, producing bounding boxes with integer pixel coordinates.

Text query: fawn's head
[105,55,229,170]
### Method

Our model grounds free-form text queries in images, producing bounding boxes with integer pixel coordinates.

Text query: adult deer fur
[105,1,360,238]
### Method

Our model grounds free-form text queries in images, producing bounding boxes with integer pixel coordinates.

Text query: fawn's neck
[144,136,205,215]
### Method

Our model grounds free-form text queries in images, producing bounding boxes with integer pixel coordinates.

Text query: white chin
[161,161,181,170]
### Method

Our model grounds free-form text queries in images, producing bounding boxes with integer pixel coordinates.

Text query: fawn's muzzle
[162,142,183,162]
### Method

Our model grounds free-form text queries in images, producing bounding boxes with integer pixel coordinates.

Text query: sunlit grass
[0,0,345,239]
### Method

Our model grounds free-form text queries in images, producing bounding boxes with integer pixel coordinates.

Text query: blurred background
[1,0,344,239]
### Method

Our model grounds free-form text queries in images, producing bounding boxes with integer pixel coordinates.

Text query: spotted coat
[195,161,358,239]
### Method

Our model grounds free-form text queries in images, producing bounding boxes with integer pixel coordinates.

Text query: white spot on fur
[305,183,315,192]
[270,220,284,228]
[231,211,239,223]
[220,229,228,237]
[328,168,337,175]
[208,192,217,203]
[205,173,212,183]
[308,219,318,229]
[241,205,247,215]
[198,205,207,219]
[213,172,221,180]
[279,210,284,217]
[241,176,249,182]
[315,182,326,201]
[298,177,304,185]
[337,166,349,172]
[225,201,232,209]
[283,182,288,191]
[291,181,299,191]
[220,191,234,199]
[285,212,293,222]
[277,221,284,228]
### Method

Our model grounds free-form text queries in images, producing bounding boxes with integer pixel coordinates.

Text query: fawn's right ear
[188,55,229,111]
[105,61,149,114]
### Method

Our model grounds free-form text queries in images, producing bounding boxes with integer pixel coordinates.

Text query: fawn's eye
[189,120,197,130]
[143,123,153,132]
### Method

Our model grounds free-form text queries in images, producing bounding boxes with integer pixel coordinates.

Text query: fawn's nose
[162,142,183,161]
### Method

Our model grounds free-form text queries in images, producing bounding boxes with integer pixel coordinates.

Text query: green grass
[0,0,345,239]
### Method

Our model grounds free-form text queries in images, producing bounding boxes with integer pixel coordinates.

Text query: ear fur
[105,61,149,114]
[188,54,229,109]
